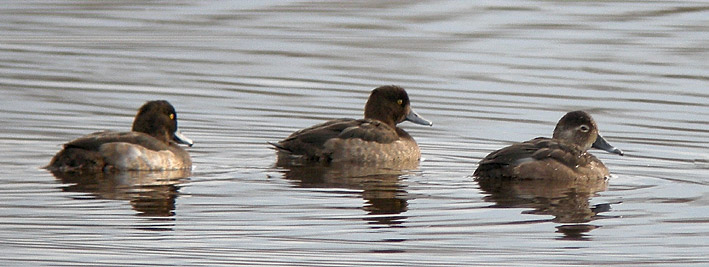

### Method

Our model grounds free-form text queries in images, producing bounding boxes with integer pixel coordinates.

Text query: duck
[47,100,193,172]
[270,85,432,164]
[474,110,623,181]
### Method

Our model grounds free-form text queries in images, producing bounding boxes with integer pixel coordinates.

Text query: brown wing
[64,131,170,152]
[337,120,398,143]
[527,138,589,167]
[48,131,170,172]
[474,137,588,179]
[272,119,398,159]
[476,138,543,172]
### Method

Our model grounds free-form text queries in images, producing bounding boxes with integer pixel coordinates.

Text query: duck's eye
[397,99,403,106]
[169,113,175,120]
[579,125,590,132]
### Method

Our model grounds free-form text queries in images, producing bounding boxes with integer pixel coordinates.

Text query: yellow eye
[397,99,403,105]
[169,114,175,120]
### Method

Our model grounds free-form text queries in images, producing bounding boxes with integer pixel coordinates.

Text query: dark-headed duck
[47,100,193,172]
[271,85,432,164]
[474,110,623,181]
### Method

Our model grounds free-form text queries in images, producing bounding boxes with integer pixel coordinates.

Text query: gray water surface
[1,1,708,266]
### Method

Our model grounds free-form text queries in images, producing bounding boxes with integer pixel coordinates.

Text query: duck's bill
[406,109,433,126]
[174,131,194,147]
[592,134,623,155]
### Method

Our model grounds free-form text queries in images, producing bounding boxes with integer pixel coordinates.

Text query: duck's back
[48,131,190,172]
[273,118,418,163]
[474,137,609,180]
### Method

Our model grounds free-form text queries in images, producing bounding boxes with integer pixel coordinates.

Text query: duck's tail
[267,141,290,153]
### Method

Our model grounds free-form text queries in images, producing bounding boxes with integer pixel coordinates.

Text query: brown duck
[47,100,193,172]
[474,111,623,181]
[271,85,432,164]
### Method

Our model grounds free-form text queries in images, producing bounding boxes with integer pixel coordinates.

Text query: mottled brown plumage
[47,100,193,172]
[474,111,623,181]
[271,85,432,164]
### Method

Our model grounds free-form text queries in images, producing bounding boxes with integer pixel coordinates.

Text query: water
[1,1,707,265]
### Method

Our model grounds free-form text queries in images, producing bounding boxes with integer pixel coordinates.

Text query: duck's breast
[512,154,609,180]
[324,136,420,163]
[100,142,191,171]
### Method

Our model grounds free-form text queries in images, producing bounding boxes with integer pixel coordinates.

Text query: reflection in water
[277,159,418,226]
[50,170,190,220]
[477,177,612,240]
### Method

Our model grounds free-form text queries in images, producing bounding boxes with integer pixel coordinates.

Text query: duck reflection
[51,169,190,219]
[477,177,612,240]
[277,160,417,226]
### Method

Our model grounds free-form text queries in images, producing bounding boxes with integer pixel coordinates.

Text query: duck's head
[363,85,432,127]
[552,110,622,155]
[132,100,193,147]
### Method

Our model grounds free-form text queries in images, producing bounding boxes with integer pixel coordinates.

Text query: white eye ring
[579,125,590,132]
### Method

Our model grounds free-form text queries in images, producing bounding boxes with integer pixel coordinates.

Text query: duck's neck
[364,106,400,128]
